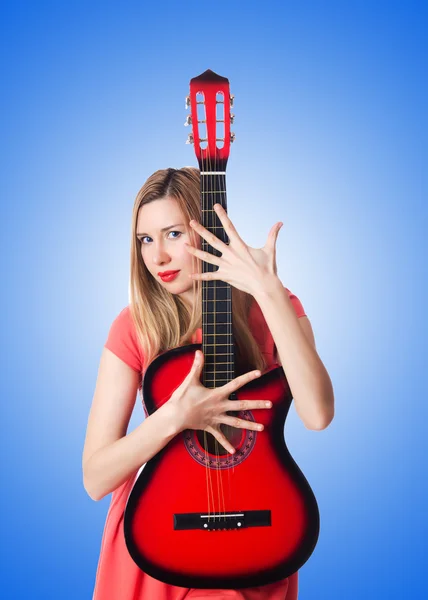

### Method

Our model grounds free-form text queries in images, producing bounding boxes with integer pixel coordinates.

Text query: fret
[201,191,226,195]
[202,287,230,292]
[203,353,234,356]
[202,319,232,323]
[201,278,229,284]
[202,297,230,303]
[203,332,233,336]
[201,277,229,281]
[202,342,234,346]
[202,361,233,365]
[200,225,227,229]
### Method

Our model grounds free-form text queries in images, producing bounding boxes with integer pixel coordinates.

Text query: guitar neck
[200,169,236,389]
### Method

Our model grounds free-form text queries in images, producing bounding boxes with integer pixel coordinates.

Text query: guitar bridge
[173,510,271,531]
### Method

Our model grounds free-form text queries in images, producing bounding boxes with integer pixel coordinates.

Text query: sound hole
[196,412,243,456]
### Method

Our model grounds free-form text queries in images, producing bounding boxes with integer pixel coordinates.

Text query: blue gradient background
[1,1,426,598]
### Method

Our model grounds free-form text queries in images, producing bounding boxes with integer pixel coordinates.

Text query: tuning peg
[185,133,194,145]
[230,94,234,107]
[185,95,191,109]
[184,115,192,126]
[230,132,236,143]
[230,113,235,124]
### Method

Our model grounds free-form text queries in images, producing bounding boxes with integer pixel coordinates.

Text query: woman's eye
[139,231,182,244]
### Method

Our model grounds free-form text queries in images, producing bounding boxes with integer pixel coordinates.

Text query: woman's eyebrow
[136,223,185,236]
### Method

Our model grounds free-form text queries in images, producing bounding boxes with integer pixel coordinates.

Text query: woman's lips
[159,270,180,282]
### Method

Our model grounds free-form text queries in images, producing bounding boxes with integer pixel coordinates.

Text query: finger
[213,203,245,246]
[189,270,220,281]
[184,350,204,380]
[184,244,221,267]
[189,219,228,253]
[193,349,202,364]
[215,415,264,432]
[221,399,272,411]
[265,221,283,251]
[221,369,261,395]
[206,426,235,455]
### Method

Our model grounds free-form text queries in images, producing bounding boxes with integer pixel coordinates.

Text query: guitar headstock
[185,69,235,170]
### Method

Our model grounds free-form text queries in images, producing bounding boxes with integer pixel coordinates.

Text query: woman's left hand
[184,203,283,297]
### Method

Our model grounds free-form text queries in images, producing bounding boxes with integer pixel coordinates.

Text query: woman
[83,167,334,599]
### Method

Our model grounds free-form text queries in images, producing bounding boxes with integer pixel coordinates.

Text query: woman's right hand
[168,350,273,454]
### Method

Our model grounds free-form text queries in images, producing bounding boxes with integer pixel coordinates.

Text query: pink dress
[93,287,307,599]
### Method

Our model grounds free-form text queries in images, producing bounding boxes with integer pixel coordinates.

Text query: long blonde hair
[129,167,267,383]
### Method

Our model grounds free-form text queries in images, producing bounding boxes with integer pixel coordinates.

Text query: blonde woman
[83,167,334,599]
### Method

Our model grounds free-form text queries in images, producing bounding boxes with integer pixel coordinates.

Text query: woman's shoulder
[112,304,132,321]
[104,305,142,373]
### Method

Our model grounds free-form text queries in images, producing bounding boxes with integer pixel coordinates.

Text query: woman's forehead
[137,197,185,230]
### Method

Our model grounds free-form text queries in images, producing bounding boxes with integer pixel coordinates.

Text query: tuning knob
[230,132,236,143]
[184,115,192,126]
[230,113,235,124]
[186,133,194,145]
[230,94,235,107]
[185,95,191,109]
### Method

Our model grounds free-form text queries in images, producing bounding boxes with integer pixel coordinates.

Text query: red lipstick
[158,270,180,282]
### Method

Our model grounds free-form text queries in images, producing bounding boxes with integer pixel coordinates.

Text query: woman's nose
[152,247,170,265]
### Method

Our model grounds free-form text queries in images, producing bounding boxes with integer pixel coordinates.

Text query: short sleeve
[273,287,307,365]
[104,306,143,373]
[248,285,307,368]
[284,287,307,318]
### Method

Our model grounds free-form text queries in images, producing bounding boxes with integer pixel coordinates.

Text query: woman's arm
[82,348,179,501]
[254,277,335,430]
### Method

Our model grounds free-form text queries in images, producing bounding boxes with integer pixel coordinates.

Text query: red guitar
[123,69,320,589]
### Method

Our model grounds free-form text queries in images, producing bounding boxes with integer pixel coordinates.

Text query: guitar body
[124,343,320,589]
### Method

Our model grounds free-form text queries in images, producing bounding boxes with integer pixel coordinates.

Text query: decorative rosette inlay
[182,410,257,469]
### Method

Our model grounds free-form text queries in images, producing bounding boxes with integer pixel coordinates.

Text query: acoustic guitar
[123,69,320,589]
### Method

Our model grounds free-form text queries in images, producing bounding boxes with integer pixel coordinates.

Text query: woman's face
[136,196,200,306]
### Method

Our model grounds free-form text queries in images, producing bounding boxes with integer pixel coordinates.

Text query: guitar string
[207,146,223,522]
[203,143,224,522]
[208,112,233,522]
[201,149,215,522]
[212,143,228,522]
[216,141,234,519]
[200,93,236,523]
[213,143,230,521]
[211,145,227,522]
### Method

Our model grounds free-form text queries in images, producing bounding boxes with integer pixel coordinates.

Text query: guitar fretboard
[200,171,236,389]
